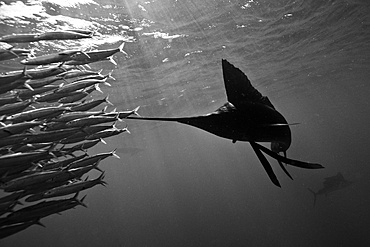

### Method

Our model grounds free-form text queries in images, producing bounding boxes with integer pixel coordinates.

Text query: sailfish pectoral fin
[254,143,324,169]
[250,141,281,187]
[276,151,293,180]
[277,160,293,180]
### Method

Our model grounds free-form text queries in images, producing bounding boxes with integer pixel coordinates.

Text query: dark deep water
[1,0,370,246]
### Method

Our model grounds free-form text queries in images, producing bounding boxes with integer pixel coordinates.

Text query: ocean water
[1,0,370,246]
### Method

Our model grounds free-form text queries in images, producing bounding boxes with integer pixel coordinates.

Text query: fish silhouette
[128,59,323,186]
[308,172,353,206]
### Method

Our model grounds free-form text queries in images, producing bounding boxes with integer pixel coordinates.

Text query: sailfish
[308,172,353,206]
[127,59,324,187]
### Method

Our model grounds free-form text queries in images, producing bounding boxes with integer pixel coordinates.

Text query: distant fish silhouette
[308,172,353,206]
[127,59,323,187]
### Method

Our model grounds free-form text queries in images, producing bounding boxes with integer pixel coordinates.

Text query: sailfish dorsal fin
[221,59,275,109]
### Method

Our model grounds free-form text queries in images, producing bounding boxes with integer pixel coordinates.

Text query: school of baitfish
[0,29,134,239]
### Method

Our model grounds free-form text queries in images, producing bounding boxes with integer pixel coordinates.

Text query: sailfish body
[135,101,291,146]
[128,59,322,186]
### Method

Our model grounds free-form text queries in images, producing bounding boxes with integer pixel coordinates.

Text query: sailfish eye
[271,141,289,153]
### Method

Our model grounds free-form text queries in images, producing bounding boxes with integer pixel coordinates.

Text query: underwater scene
[0,0,370,246]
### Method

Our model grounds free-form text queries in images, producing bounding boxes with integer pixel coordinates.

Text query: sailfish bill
[127,59,323,186]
